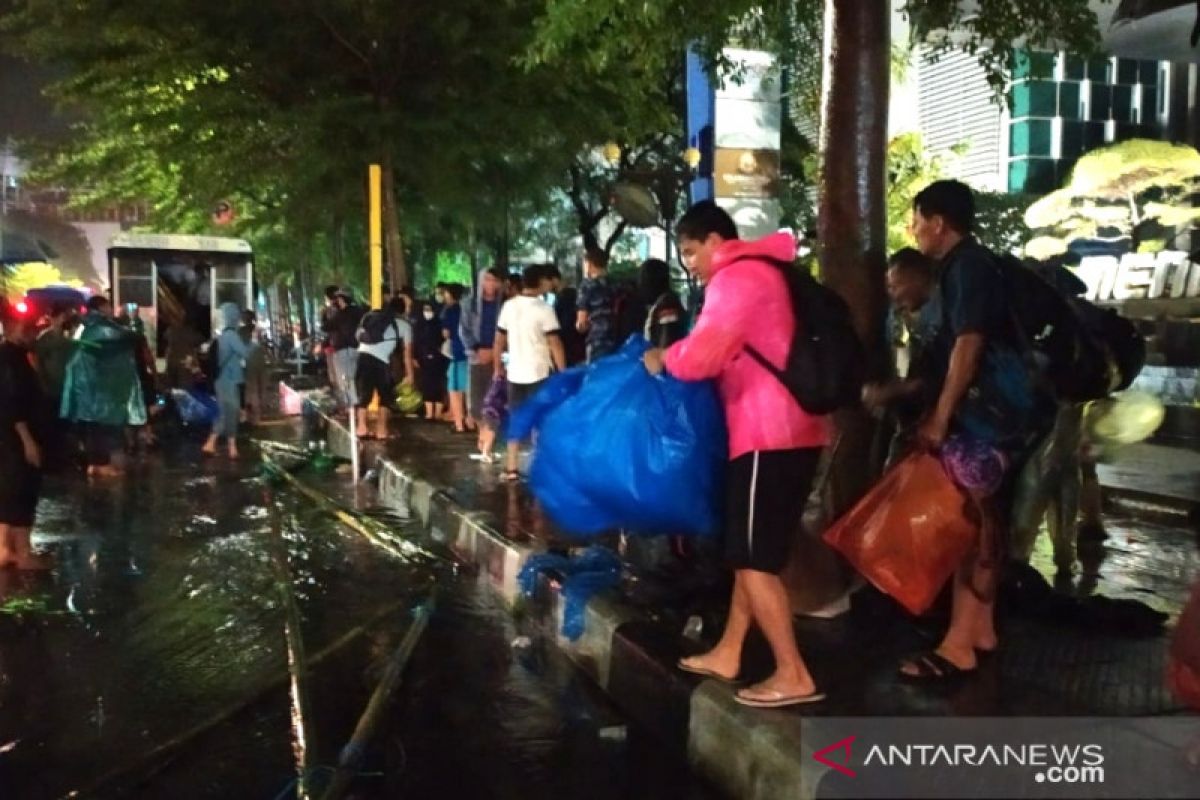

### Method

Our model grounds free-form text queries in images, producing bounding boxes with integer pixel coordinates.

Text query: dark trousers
[85,423,118,467]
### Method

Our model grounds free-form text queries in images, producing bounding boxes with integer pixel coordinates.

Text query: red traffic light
[14,300,29,315]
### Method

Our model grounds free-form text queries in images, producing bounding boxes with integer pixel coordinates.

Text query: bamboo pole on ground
[58,596,419,800]
[265,486,319,799]
[319,592,435,800]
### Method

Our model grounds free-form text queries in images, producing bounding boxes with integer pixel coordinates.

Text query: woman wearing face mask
[414,300,449,421]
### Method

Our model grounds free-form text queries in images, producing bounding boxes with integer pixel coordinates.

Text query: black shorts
[355,355,396,410]
[724,447,822,574]
[507,379,546,412]
[0,449,43,527]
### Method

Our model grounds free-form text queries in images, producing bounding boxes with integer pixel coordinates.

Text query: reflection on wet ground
[0,439,697,799]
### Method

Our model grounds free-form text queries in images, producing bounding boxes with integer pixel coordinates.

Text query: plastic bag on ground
[823,452,977,615]
[171,388,219,427]
[511,339,726,539]
[1168,580,1200,710]
[517,546,622,640]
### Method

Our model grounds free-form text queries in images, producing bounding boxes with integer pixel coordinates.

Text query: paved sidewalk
[298,391,1200,798]
[350,419,1199,711]
[1099,442,1200,519]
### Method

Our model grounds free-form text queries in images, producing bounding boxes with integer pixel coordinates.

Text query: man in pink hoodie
[643,201,830,708]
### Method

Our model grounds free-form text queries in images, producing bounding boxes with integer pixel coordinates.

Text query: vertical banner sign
[713,48,783,239]
[686,47,716,204]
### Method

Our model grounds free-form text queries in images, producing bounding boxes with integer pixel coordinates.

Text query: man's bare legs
[478,423,497,462]
[375,407,391,440]
[679,570,818,699]
[738,570,818,698]
[680,572,752,680]
[449,392,466,432]
[901,497,999,677]
[3,525,53,570]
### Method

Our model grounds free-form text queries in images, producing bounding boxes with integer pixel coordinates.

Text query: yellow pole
[368,164,383,412]
[368,164,383,308]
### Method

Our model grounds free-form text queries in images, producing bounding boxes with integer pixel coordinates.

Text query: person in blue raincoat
[202,302,252,459]
[60,295,147,478]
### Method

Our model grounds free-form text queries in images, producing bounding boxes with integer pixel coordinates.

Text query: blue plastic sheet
[517,546,623,640]
[507,338,726,539]
[170,388,219,427]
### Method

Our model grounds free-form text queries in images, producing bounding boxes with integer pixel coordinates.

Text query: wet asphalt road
[0,437,704,800]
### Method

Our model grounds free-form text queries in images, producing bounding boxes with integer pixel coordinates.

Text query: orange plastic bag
[823,452,978,615]
[1168,580,1200,710]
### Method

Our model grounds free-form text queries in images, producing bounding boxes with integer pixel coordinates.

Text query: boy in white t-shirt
[494,265,565,481]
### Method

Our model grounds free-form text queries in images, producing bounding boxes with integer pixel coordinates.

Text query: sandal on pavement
[499,470,521,482]
[898,651,976,683]
[677,657,740,684]
[734,685,826,709]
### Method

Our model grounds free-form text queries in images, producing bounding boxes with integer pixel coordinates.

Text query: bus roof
[108,232,252,255]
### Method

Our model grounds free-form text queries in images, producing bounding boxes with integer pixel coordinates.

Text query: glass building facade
[1008,51,1167,193]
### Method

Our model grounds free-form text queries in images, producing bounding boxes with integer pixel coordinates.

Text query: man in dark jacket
[326,290,364,410]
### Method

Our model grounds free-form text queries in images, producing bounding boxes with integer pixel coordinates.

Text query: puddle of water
[0,438,707,799]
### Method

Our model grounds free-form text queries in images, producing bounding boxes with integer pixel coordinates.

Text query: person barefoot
[0,310,53,571]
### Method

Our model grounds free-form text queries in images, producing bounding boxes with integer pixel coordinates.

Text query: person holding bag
[643,201,830,708]
[892,181,1054,682]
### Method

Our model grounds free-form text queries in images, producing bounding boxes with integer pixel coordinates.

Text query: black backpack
[997,256,1145,401]
[356,310,397,345]
[739,256,865,415]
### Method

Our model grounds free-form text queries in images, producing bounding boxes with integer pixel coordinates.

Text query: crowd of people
[0,292,275,570]
[638,187,1137,708]
[2,180,1188,719]
[313,250,687,469]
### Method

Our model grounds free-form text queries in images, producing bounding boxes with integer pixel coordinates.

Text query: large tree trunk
[783,0,891,616]
[381,154,408,291]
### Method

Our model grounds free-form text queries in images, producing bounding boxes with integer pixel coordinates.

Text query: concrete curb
[310,406,813,800]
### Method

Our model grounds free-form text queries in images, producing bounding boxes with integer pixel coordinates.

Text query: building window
[1140,60,1159,86]
[1090,83,1113,120]
[1116,58,1138,86]
[1063,54,1086,81]
[1008,158,1057,193]
[1010,119,1054,157]
[1087,57,1113,84]
[1012,80,1058,118]
[1113,84,1134,123]
[1059,82,1082,120]
[1012,49,1056,81]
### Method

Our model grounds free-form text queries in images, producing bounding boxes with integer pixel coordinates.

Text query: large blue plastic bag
[514,338,726,538]
[507,367,586,441]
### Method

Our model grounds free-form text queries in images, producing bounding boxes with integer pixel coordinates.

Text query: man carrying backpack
[643,200,830,708]
[898,180,1055,682]
[354,298,415,441]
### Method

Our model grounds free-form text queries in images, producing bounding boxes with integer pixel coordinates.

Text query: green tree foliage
[0,0,671,293]
[1024,139,1200,257]
[973,191,1034,255]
